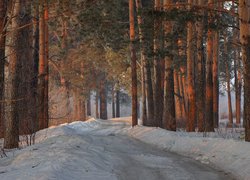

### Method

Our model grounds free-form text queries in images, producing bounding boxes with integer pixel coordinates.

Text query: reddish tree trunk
[129,0,138,126]
[186,0,196,132]
[174,70,182,121]
[205,0,215,132]
[196,1,205,131]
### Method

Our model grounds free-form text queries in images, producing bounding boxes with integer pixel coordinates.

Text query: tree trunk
[38,0,46,130]
[195,0,205,131]
[4,0,32,148]
[112,88,115,118]
[73,89,80,121]
[153,0,163,127]
[239,0,250,141]
[135,0,147,125]
[99,78,107,120]
[213,31,219,128]
[129,0,138,126]
[32,1,40,133]
[0,0,6,138]
[235,49,242,125]
[205,0,214,132]
[226,63,233,127]
[174,70,182,121]
[224,34,233,127]
[87,92,91,116]
[186,0,196,132]
[44,0,49,127]
[81,100,86,121]
[95,90,99,118]
[234,28,242,126]
[162,0,176,131]
[116,90,120,118]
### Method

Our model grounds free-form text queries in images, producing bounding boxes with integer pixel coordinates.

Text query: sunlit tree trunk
[162,0,176,131]
[186,0,196,132]
[0,0,6,138]
[174,70,182,121]
[239,0,250,141]
[205,0,214,132]
[177,39,187,121]
[129,0,138,126]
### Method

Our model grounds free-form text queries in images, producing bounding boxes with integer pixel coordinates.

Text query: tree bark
[205,0,214,132]
[196,0,205,131]
[0,0,6,138]
[153,0,163,127]
[213,30,219,128]
[174,70,182,121]
[95,90,99,118]
[116,90,120,118]
[235,49,242,125]
[112,87,115,118]
[186,0,196,132]
[99,77,107,120]
[81,100,86,121]
[135,0,147,125]
[162,0,176,131]
[44,0,49,127]
[239,0,250,141]
[4,0,33,148]
[129,0,138,126]
[224,34,233,127]
[38,0,46,130]
[87,92,91,116]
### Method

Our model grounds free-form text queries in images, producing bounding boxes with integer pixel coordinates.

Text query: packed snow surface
[0,117,249,180]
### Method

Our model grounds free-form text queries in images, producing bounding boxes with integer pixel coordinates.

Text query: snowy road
[0,119,234,180]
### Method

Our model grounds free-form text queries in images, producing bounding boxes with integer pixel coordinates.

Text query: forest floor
[0,118,248,180]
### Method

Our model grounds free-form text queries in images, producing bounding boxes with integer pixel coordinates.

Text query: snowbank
[74,118,250,180]
[0,118,249,180]
[124,126,250,180]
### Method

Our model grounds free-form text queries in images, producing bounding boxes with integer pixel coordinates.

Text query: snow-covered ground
[0,117,249,180]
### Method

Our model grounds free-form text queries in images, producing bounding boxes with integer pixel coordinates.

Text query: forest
[0,0,249,179]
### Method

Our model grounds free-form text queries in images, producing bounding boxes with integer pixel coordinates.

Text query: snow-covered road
[0,118,235,180]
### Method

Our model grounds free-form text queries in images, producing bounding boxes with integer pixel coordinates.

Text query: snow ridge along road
[0,118,240,180]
